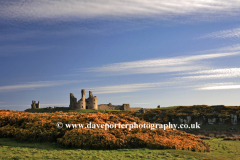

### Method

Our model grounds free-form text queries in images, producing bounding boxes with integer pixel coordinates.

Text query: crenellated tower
[69,89,98,110]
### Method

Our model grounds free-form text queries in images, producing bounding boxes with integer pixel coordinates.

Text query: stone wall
[69,93,81,109]
[69,89,97,110]
[123,104,130,110]
[86,91,98,110]
[98,103,131,110]
[35,89,132,111]
[31,100,40,109]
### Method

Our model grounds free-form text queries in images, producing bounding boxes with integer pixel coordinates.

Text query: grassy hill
[1,106,240,159]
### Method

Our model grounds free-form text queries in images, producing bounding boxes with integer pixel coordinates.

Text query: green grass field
[0,138,240,160]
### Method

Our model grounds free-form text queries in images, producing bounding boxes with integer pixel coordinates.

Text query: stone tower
[37,101,40,109]
[79,89,86,109]
[86,91,98,110]
[69,90,87,109]
[69,93,78,109]
[69,89,98,110]
[31,100,40,109]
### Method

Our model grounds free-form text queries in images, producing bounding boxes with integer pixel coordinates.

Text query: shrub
[0,109,210,152]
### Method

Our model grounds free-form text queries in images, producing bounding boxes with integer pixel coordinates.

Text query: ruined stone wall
[98,103,130,110]
[86,96,98,110]
[37,101,40,108]
[70,90,98,110]
[139,108,148,114]
[69,90,88,109]
[69,93,76,109]
[69,93,81,109]
[123,104,130,110]
[114,105,124,110]
[69,89,131,111]
[98,104,115,110]
[85,91,98,110]
[31,100,40,109]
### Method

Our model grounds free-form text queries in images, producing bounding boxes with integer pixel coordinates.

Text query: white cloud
[197,83,240,90]
[202,85,240,90]
[88,65,207,76]
[198,27,240,39]
[87,77,201,94]
[0,80,78,92]
[1,0,240,20]
[192,44,240,55]
[183,68,240,80]
[89,82,168,94]
[84,46,240,76]
[88,80,184,94]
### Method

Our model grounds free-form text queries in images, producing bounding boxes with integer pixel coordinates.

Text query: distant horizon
[1,0,240,111]
[7,103,240,112]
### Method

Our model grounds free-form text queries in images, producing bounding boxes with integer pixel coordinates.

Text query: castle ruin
[31,100,40,109]
[69,89,98,110]
[31,89,132,110]
[98,103,130,110]
[69,89,131,110]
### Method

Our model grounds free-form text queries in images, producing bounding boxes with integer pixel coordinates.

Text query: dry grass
[196,134,211,140]
[187,129,240,141]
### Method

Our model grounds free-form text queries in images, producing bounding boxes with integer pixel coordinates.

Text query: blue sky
[1,0,240,111]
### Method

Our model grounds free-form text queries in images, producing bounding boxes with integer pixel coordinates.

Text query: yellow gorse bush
[0,109,210,152]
